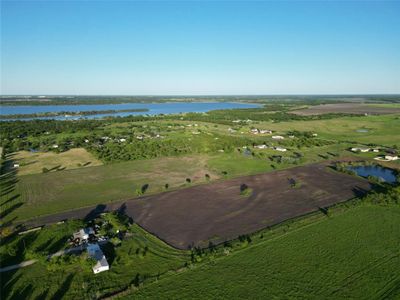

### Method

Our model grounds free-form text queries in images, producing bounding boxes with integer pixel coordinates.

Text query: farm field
[292,103,400,115]
[12,148,102,176]
[131,205,400,299]
[18,163,371,249]
[1,134,359,224]
[1,140,362,225]
[121,163,371,249]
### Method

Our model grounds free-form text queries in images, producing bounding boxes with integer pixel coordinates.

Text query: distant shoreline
[1,94,399,106]
[0,108,149,120]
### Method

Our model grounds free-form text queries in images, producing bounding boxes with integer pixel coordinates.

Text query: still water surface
[347,165,397,183]
[0,102,260,120]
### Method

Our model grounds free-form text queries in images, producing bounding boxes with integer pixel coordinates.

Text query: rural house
[260,129,273,134]
[250,128,259,134]
[272,135,285,140]
[350,147,370,153]
[87,243,109,274]
[385,155,399,161]
[274,147,287,152]
[73,227,95,243]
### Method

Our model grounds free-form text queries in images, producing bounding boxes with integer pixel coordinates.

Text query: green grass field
[130,205,400,299]
[0,155,217,223]
[366,103,400,109]
[256,114,400,146]
[13,148,102,176]
[206,143,352,177]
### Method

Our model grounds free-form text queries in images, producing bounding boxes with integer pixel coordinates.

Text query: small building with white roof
[87,243,109,274]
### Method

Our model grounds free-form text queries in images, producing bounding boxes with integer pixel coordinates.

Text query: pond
[0,102,260,121]
[347,165,397,183]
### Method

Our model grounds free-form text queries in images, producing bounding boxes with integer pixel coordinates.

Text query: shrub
[240,184,253,197]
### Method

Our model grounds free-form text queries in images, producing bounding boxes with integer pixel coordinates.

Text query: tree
[133,273,140,287]
[186,178,191,184]
[205,174,210,181]
[165,183,169,190]
[240,183,248,193]
[141,184,149,194]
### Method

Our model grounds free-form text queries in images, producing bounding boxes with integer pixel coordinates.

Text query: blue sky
[1,1,400,95]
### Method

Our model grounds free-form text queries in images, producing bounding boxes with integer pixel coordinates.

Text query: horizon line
[1,93,400,97]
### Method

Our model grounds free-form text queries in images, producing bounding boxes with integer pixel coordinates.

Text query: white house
[260,129,272,134]
[87,243,109,274]
[255,145,268,149]
[312,133,318,137]
[250,128,259,134]
[385,155,399,161]
[272,135,285,140]
[13,163,20,168]
[275,147,287,152]
[73,227,95,242]
[351,147,370,153]
[119,138,126,142]
[52,144,59,148]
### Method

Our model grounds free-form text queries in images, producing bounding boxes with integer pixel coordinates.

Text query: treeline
[175,109,361,125]
[2,94,399,106]
[90,134,253,162]
[0,108,149,120]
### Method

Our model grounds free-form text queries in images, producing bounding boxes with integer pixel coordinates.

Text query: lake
[0,102,260,120]
[347,165,397,183]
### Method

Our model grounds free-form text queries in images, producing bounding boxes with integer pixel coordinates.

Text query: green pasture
[0,155,216,223]
[132,205,400,299]
[257,114,399,146]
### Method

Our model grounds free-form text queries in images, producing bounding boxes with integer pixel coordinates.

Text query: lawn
[206,143,352,178]
[254,114,400,146]
[0,154,218,223]
[13,148,102,176]
[131,205,400,299]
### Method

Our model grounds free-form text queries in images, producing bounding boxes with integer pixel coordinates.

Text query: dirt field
[21,163,371,249]
[292,103,400,115]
